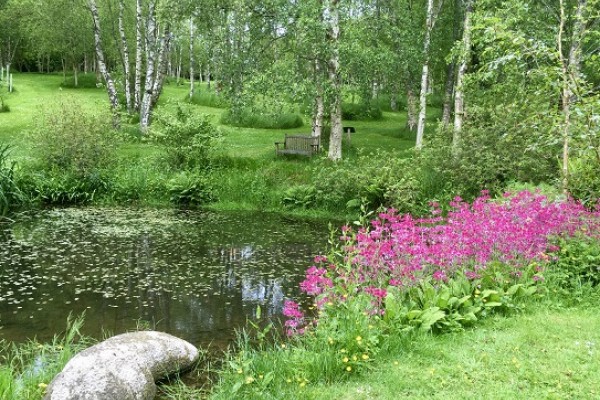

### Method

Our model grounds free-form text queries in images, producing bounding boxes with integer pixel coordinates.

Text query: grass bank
[0,73,431,220]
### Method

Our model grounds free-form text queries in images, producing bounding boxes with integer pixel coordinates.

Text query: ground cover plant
[210,191,600,398]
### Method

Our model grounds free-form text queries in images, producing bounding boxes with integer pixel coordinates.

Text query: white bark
[441,62,455,127]
[88,0,120,125]
[189,17,195,100]
[150,26,171,108]
[119,0,132,114]
[311,59,325,142]
[559,0,587,193]
[453,0,473,153]
[140,0,157,131]
[415,0,439,150]
[134,0,143,112]
[327,0,343,161]
[406,86,417,131]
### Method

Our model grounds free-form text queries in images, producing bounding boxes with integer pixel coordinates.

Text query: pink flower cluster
[283,191,600,335]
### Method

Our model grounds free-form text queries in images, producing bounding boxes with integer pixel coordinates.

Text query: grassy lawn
[0,73,425,161]
[308,307,600,399]
[213,305,600,400]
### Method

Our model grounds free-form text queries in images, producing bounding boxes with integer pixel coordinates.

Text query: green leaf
[419,307,446,332]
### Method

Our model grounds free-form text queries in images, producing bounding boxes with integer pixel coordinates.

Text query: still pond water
[0,209,331,348]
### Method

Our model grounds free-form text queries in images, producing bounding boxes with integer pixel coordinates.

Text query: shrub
[0,81,9,113]
[166,171,215,206]
[567,154,600,207]
[29,100,116,178]
[60,73,100,89]
[19,169,109,205]
[220,108,304,129]
[0,144,25,215]
[544,237,600,303]
[341,102,383,121]
[187,90,228,108]
[151,103,221,169]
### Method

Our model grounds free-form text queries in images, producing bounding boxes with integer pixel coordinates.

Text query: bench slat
[275,134,320,157]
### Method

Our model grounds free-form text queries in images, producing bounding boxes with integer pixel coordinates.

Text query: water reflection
[0,209,330,348]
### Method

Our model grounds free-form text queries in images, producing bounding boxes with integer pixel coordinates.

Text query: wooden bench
[275,134,320,157]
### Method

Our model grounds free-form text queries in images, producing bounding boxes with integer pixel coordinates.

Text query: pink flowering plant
[284,190,600,339]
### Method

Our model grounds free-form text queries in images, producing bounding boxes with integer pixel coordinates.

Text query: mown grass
[297,305,600,400]
[0,73,428,218]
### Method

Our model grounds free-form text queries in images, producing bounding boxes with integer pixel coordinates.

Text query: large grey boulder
[44,331,199,400]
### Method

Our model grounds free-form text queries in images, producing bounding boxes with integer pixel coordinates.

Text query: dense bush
[188,90,228,108]
[220,108,304,129]
[166,171,215,206]
[282,151,430,215]
[60,73,100,89]
[341,102,383,121]
[545,237,600,303]
[19,169,109,205]
[0,145,24,215]
[0,81,9,113]
[151,103,221,169]
[566,154,600,207]
[29,100,116,177]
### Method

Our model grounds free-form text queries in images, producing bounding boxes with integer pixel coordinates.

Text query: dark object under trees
[275,135,320,157]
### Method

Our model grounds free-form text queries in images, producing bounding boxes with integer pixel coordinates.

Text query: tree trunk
[327,0,343,161]
[73,63,79,87]
[134,0,143,112]
[207,62,211,90]
[119,0,132,114]
[89,0,120,126]
[406,86,417,131]
[415,0,436,150]
[311,59,325,142]
[189,17,195,100]
[558,0,587,193]
[140,0,157,131]
[441,62,455,127]
[390,84,399,112]
[453,0,473,153]
[150,25,171,108]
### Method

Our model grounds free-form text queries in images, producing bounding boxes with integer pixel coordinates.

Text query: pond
[0,208,332,349]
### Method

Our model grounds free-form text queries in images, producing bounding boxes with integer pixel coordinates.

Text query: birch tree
[88,0,120,125]
[134,0,143,111]
[415,0,443,150]
[326,0,343,161]
[118,0,133,113]
[452,0,473,153]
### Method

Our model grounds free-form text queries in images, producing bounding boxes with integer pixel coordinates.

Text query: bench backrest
[285,135,319,153]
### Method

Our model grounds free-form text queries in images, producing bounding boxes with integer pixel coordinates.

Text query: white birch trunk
[311,59,325,142]
[134,0,143,112]
[559,0,587,193]
[441,62,455,128]
[406,86,418,131]
[189,17,195,100]
[327,0,343,161]
[150,26,171,108]
[415,0,436,150]
[140,0,157,131]
[119,0,132,114]
[88,0,120,125]
[453,0,473,153]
